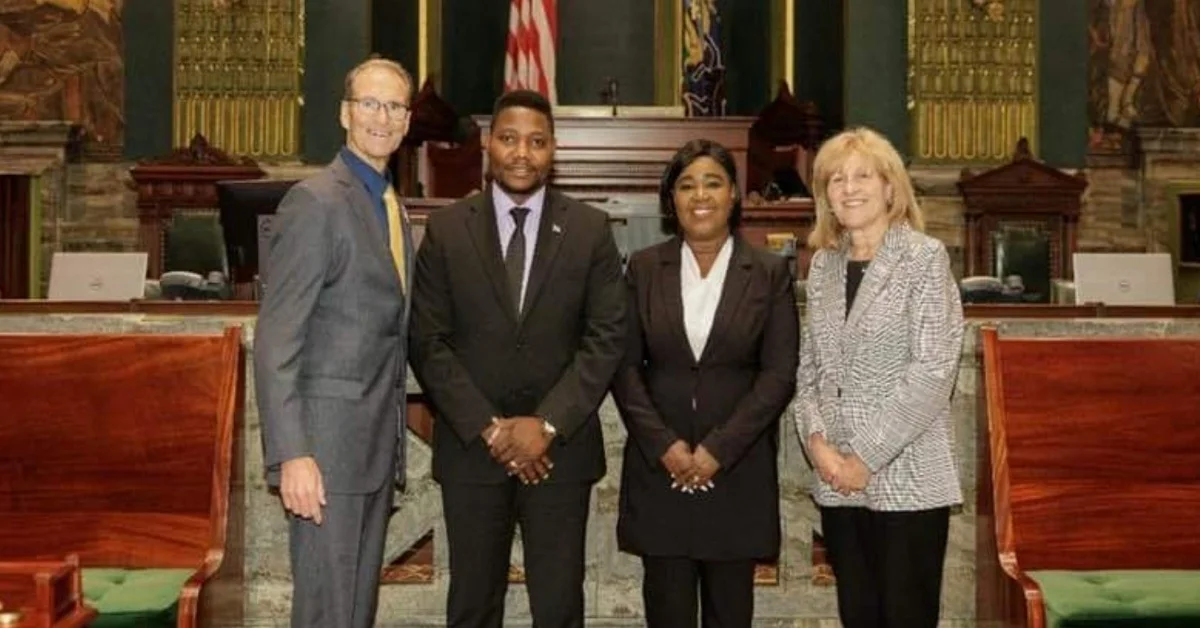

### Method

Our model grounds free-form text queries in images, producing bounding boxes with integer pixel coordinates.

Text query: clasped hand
[484,416,553,485]
[807,434,870,495]
[660,440,720,494]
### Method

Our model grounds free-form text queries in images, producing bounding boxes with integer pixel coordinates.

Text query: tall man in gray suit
[255,57,415,628]
[409,90,627,628]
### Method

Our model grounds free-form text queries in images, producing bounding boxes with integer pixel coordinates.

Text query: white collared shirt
[680,237,733,361]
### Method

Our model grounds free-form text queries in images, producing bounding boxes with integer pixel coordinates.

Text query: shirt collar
[491,182,546,225]
[340,146,391,199]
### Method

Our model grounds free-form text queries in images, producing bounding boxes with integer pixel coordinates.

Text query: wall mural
[1089,0,1200,151]
[0,0,124,155]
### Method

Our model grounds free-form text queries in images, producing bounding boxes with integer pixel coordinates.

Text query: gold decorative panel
[173,0,304,158]
[908,0,1038,162]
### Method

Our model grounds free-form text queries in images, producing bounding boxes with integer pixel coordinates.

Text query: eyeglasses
[347,97,410,120]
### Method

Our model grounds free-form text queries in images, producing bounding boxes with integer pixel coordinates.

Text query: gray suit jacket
[792,224,963,511]
[255,154,412,494]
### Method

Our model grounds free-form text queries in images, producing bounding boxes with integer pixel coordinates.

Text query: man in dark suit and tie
[409,89,627,628]
[255,57,415,628]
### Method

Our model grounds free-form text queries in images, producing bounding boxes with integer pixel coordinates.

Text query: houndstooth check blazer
[792,224,964,511]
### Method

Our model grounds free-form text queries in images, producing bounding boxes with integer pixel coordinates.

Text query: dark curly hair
[658,139,743,235]
[492,89,555,134]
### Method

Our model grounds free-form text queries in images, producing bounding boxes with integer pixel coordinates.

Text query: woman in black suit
[612,139,799,628]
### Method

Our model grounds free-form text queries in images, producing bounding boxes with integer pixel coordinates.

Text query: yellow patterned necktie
[382,186,406,292]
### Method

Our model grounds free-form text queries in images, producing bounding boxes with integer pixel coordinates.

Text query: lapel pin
[552,223,563,234]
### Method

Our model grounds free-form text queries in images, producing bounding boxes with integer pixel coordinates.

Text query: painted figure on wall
[1089,0,1200,151]
[0,0,124,154]
[682,0,725,117]
[1102,0,1152,132]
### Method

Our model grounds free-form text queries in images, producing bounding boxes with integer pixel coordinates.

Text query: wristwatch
[541,418,558,439]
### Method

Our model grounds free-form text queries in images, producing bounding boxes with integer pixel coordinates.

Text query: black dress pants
[441,480,592,628]
[819,506,950,628]
[641,556,756,628]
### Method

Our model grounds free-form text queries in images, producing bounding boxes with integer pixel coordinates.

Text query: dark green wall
[717,0,772,116]
[302,0,372,162]
[794,0,844,134]
[123,0,1090,166]
[123,0,174,159]
[558,1,656,106]
[441,1,508,115]
[372,0,420,85]
[1039,0,1088,167]
[843,0,908,156]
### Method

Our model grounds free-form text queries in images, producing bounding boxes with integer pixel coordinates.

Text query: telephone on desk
[158,271,231,301]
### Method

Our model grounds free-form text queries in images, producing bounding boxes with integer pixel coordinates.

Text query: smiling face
[673,156,735,245]
[826,151,893,234]
[487,106,555,202]
[340,65,412,172]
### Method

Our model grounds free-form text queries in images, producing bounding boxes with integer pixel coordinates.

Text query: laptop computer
[1072,252,1175,306]
[47,252,148,301]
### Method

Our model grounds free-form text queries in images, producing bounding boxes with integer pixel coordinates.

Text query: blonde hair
[806,126,924,250]
[342,57,414,101]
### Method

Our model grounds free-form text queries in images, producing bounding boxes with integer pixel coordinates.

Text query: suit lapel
[656,239,695,363]
[331,156,400,289]
[844,225,905,331]
[818,246,848,354]
[465,193,517,324]
[400,207,415,316]
[698,237,754,364]
[519,189,568,321]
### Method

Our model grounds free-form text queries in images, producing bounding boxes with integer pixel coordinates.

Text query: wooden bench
[0,555,96,627]
[0,329,244,628]
[979,327,1200,627]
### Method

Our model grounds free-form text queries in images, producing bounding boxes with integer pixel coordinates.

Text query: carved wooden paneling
[130,134,265,279]
[473,116,755,197]
[958,143,1087,281]
[0,556,96,628]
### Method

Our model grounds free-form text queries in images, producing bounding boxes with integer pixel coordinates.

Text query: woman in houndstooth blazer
[792,127,964,628]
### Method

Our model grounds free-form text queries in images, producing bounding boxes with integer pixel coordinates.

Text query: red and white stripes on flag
[504,0,558,105]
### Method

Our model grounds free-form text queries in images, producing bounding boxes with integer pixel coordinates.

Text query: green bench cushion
[82,568,193,628]
[1028,570,1200,628]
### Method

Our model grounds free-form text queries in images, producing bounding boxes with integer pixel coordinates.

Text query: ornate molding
[0,122,82,176]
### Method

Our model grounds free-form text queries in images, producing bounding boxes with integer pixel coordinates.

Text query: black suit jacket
[409,187,627,484]
[612,236,798,560]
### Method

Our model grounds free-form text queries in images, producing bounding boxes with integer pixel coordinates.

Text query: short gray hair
[342,57,414,101]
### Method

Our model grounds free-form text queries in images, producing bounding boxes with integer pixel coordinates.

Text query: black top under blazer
[612,236,799,561]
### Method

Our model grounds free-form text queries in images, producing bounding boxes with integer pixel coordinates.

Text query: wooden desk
[475,116,756,197]
[0,557,95,628]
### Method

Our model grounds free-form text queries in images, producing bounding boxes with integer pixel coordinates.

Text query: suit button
[690,365,699,372]
[516,342,526,350]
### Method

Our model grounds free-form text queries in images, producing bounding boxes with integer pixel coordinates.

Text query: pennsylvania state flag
[682,0,726,117]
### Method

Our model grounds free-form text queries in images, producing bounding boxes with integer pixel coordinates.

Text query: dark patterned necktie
[504,207,530,315]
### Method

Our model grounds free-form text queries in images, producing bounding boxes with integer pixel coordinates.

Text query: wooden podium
[0,556,95,628]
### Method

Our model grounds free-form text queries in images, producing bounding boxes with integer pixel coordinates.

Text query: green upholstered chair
[1029,571,1200,628]
[83,569,193,628]
[164,212,227,276]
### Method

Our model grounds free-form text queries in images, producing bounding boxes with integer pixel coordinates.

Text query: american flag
[504,0,558,105]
